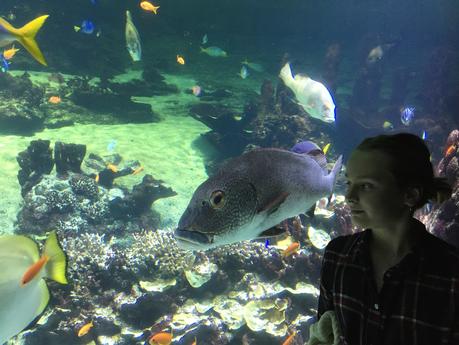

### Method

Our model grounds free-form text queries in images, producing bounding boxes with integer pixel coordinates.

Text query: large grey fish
[175,148,342,250]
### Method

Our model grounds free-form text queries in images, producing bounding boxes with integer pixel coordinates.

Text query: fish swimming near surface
[0,231,68,344]
[0,15,49,66]
[140,1,160,14]
[125,10,141,62]
[175,148,342,250]
[200,46,227,57]
[279,63,336,123]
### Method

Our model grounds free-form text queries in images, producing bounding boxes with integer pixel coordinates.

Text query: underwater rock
[70,90,159,123]
[16,139,54,196]
[322,43,342,94]
[184,257,218,288]
[243,299,288,336]
[109,174,177,219]
[54,141,86,175]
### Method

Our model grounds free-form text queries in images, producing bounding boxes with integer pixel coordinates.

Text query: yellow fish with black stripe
[0,15,49,66]
[0,231,68,344]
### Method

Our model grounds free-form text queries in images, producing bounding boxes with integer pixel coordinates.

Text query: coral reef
[17,139,54,197]
[418,129,459,248]
[15,140,176,237]
[14,227,322,345]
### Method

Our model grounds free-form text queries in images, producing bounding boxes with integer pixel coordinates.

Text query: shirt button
[374,303,379,310]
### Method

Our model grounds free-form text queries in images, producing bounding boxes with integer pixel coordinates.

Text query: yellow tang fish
[140,1,160,14]
[0,15,49,65]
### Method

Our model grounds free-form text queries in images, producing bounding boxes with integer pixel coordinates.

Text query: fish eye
[210,190,225,209]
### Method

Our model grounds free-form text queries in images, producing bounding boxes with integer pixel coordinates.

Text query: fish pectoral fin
[257,192,289,215]
[257,225,287,238]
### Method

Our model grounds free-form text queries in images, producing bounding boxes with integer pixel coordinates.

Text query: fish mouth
[174,228,214,245]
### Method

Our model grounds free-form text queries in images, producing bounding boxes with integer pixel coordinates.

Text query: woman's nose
[345,186,357,204]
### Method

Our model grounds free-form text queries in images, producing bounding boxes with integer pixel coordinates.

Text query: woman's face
[345,149,409,230]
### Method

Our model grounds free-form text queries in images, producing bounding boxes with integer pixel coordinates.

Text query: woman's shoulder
[324,230,368,256]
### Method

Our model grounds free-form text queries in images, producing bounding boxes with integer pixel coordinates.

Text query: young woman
[318,133,459,345]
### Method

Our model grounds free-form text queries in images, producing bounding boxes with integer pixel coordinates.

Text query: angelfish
[0,231,68,344]
[125,10,141,62]
[175,148,342,250]
[279,63,336,123]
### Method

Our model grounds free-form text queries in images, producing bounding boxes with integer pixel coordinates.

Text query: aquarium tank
[0,0,458,344]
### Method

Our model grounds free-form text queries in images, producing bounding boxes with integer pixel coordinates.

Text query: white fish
[125,10,141,62]
[200,46,227,57]
[0,232,68,344]
[241,59,264,72]
[279,63,336,123]
[201,34,208,45]
[238,65,249,79]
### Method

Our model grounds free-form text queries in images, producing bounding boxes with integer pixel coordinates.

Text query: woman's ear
[404,186,422,207]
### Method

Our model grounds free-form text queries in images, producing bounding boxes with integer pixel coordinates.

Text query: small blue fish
[201,34,208,45]
[265,239,270,248]
[421,130,428,140]
[80,20,95,34]
[400,106,415,126]
[1,56,9,72]
[107,139,117,152]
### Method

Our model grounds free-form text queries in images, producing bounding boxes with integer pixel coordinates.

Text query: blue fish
[400,106,415,126]
[80,20,95,34]
[290,140,321,155]
[421,130,428,140]
[265,239,270,248]
[1,55,9,72]
[107,139,117,152]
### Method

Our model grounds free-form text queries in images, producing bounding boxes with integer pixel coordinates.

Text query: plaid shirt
[318,220,459,345]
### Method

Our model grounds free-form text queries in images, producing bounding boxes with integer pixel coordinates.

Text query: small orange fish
[149,331,172,345]
[282,242,300,258]
[191,337,197,345]
[131,166,144,175]
[140,1,160,14]
[176,54,185,65]
[78,321,94,337]
[107,163,118,172]
[282,332,296,345]
[21,255,49,286]
[445,144,456,156]
[48,96,61,104]
[3,45,19,60]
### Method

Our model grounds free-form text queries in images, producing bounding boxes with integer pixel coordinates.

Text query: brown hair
[356,133,452,209]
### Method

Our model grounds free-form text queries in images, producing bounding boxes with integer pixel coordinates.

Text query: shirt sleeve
[317,245,335,318]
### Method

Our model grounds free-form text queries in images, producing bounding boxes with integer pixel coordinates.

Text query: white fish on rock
[279,63,336,123]
[125,10,141,62]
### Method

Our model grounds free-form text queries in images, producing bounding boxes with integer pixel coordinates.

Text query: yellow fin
[35,279,50,317]
[43,231,68,284]
[14,15,49,66]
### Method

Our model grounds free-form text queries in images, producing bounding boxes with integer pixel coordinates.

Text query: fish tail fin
[15,15,49,66]
[327,155,342,190]
[279,62,294,87]
[44,231,68,284]
[199,46,205,53]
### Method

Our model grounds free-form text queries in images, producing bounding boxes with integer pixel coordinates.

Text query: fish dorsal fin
[294,73,310,81]
[257,225,287,238]
[257,192,289,215]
